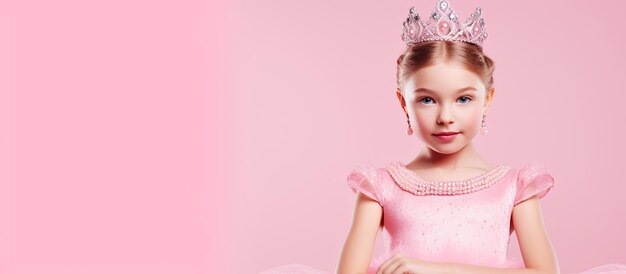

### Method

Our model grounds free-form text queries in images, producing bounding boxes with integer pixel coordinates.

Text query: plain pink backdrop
[1,0,625,274]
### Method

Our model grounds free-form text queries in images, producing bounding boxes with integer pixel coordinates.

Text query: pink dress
[260,160,626,274]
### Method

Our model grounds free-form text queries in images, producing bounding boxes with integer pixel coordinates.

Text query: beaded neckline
[385,161,512,196]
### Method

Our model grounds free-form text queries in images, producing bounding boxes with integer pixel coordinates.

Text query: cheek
[461,108,483,128]
[410,108,433,124]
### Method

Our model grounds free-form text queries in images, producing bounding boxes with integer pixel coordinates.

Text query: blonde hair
[396,40,495,96]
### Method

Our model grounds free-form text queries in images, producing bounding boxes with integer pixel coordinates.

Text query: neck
[413,143,485,171]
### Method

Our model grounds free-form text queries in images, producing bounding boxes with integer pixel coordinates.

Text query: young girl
[261,1,626,273]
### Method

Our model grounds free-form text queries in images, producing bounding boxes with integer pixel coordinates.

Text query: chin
[425,138,471,154]
[428,145,464,154]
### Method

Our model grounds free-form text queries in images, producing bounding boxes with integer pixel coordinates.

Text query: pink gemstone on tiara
[473,25,480,35]
[438,20,451,36]
[408,24,420,40]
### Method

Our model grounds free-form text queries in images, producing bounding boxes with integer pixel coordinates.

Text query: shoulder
[346,162,391,205]
[513,160,555,206]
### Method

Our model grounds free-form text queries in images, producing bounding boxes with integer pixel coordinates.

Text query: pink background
[1,0,625,273]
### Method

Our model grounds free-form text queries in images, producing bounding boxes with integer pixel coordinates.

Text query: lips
[433,132,459,136]
[433,132,459,142]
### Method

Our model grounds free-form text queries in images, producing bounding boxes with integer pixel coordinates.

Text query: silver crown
[402,0,488,48]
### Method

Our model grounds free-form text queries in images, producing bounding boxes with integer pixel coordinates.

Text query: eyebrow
[413,87,477,94]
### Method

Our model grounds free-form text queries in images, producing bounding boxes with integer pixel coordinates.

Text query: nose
[436,104,455,125]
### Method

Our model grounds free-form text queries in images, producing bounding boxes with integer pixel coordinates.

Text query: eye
[419,97,434,104]
[458,96,472,104]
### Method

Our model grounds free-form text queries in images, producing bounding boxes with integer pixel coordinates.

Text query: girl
[261,1,626,273]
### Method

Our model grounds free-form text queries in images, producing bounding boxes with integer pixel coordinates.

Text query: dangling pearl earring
[480,114,488,135]
[406,118,413,135]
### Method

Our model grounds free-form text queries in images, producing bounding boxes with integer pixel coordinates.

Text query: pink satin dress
[260,161,626,274]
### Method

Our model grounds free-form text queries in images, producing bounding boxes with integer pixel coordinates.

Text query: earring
[480,115,488,135]
[406,118,413,135]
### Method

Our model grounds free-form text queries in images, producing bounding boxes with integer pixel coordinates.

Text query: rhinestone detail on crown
[401,0,488,48]
[385,161,512,196]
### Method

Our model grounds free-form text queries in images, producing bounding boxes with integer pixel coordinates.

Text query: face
[396,62,494,154]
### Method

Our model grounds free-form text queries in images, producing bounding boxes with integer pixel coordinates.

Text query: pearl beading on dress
[385,161,512,196]
[401,0,488,48]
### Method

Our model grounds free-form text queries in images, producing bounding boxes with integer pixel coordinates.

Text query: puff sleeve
[346,164,384,205]
[514,160,555,206]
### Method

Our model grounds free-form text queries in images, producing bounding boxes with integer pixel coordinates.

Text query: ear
[483,87,495,116]
[396,88,408,115]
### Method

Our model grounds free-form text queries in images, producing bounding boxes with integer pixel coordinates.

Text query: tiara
[401,0,488,48]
